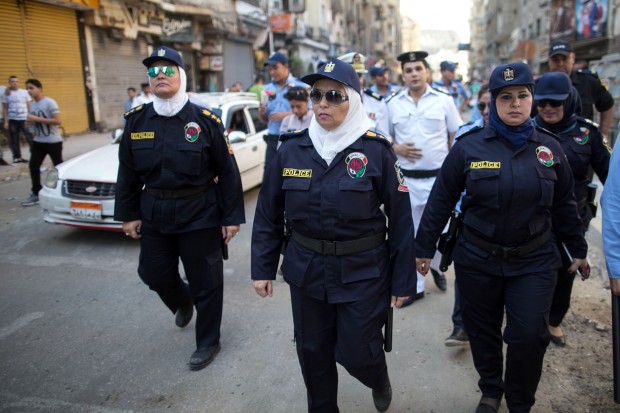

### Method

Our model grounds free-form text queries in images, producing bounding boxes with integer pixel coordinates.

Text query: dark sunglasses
[147,66,176,78]
[477,102,487,111]
[309,89,349,106]
[536,99,563,108]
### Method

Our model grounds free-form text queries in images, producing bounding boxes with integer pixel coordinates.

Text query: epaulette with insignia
[201,109,222,124]
[363,130,391,146]
[280,129,307,141]
[124,104,145,119]
[455,124,484,141]
[385,90,402,104]
[431,85,451,96]
[364,89,383,101]
[578,117,599,129]
[535,125,561,139]
[577,69,598,79]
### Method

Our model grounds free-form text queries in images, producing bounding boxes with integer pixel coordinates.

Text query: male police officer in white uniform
[388,51,462,305]
[338,52,391,139]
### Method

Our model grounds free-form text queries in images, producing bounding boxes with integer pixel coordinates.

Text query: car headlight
[44,168,59,189]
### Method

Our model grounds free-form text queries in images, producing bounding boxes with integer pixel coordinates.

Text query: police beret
[534,72,571,101]
[396,51,429,64]
[488,62,534,92]
[143,46,185,69]
[301,59,361,94]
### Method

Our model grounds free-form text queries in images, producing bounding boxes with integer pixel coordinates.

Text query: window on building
[536,18,541,37]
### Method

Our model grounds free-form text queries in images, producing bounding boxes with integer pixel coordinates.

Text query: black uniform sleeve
[250,147,286,280]
[589,126,611,184]
[548,142,588,258]
[415,143,466,258]
[590,76,615,114]
[206,119,245,226]
[379,147,416,297]
[114,117,145,222]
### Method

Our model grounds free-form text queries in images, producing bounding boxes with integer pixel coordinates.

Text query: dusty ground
[537,247,618,413]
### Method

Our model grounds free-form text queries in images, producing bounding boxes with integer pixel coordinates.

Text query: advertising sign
[576,0,608,40]
[550,0,575,42]
[161,14,194,42]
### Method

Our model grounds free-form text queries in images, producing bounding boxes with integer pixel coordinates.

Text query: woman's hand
[122,220,142,239]
[253,280,273,297]
[391,296,409,308]
[416,258,431,275]
[567,258,590,280]
[222,225,240,244]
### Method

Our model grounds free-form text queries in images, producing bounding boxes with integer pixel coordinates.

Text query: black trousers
[456,264,556,413]
[289,285,389,413]
[8,119,33,159]
[29,141,63,194]
[138,226,224,349]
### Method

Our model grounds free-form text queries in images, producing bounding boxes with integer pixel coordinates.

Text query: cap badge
[536,146,554,167]
[409,52,417,61]
[184,122,201,143]
[157,48,166,57]
[345,152,368,178]
[503,68,515,82]
[324,61,336,73]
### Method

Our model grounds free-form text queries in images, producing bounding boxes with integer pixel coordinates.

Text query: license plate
[70,201,103,221]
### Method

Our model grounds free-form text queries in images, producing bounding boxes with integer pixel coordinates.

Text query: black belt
[145,183,213,200]
[291,230,386,256]
[461,227,551,259]
[401,168,440,179]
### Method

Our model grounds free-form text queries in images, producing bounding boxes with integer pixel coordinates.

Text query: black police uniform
[416,125,587,412]
[571,70,615,122]
[544,117,610,328]
[251,129,415,412]
[115,101,245,350]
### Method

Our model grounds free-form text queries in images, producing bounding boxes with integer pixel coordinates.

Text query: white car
[40,93,267,231]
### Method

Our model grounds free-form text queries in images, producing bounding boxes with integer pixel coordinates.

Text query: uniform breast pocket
[130,139,155,172]
[283,178,312,219]
[175,142,204,176]
[537,167,557,207]
[570,143,592,165]
[338,178,375,219]
[422,111,444,135]
[466,169,500,209]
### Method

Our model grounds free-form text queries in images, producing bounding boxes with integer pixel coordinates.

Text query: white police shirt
[362,89,392,141]
[388,85,462,171]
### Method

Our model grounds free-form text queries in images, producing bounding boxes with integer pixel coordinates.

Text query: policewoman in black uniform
[114,46,245,371]
[533,71,610,347]
[251,59,415,412]
[415,62,588,413]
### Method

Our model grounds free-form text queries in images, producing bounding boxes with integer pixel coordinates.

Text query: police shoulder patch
[364,89,383,101]
[124,104,145,119]
[280,129,307,141]
[363,130,391,146]
[201,109,222,124]
[578,117,599,129]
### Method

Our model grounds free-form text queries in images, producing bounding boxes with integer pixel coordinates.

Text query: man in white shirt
[388,51,462,306]
[2,75,33,163]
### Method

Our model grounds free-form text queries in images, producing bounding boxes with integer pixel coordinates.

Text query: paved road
[0,136,610,412]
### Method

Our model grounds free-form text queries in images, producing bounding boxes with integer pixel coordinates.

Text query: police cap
[338,52,368,74]
[143,46,185,69]
[440,61,457,71]
[369,66,388,77]
[488,62,534,92]
[301,59,361,94]
[265,52,289,66]
[549,41,573,57]
[534,72,571,101]
[396,51,429,64]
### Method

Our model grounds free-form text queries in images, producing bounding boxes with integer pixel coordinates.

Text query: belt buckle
[504,247,520,259]
[322,240,336,255]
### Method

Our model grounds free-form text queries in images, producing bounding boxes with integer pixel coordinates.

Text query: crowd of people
[2,39,619,413]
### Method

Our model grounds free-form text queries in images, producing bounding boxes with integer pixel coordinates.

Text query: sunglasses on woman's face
[536,99,563,108]
[147,66,176,78]
[477,102,487,111]
[309,89,349,106]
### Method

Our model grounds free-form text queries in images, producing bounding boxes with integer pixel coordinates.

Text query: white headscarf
[151,66,189,117]
[308,85,372,165]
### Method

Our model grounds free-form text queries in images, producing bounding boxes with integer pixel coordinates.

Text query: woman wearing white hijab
[251,59,416,412]
[115,46,245,371]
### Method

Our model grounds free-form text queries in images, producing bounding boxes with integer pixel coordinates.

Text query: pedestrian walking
[114,46,245,371]
[533,71,610,346]
[415,62,588,413]
[21,79,63,207]
[2,75,33,163]
[388,50,462,305]
[251,59,415,412]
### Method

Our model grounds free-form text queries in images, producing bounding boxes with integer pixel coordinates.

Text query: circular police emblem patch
[536,146,554,167]
[184,122,201,142]
[345,152,368,178]
[574,127,589,145]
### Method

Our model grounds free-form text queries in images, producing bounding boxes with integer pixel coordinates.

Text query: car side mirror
[228,130,247,143]
[112,128,123,142]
